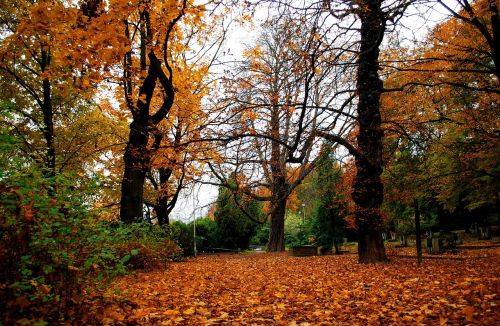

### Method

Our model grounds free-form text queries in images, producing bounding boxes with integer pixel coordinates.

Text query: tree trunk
[155,199,169,226]
[268,194,287,252]
[41,49,56,188]
[267,99,288,252]
[119,38,158,223]
[414,199,422,265]
[357,228,386,262]
[120,120,149,223]
[155,167,173,225]
[352,0,388,263]
[334,240,340,255]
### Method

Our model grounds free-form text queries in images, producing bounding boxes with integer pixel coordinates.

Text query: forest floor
[96,245,499,325]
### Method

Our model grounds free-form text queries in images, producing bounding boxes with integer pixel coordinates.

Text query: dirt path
[98,249,499,325]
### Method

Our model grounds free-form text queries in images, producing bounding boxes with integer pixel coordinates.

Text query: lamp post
[192,187,197,257]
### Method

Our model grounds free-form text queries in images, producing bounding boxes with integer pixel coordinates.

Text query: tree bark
[119,4,180,223]
[120,120,149,223]
[352,0,388,263]
[155,167,173,225]
[40,49,56,194]
[268,189,287,252]
[119,49,158,223]
[267,100,287,252]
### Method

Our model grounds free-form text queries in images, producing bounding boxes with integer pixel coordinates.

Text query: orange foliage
[100,248,500,324]
[380,0,499,210]
[337,159,356,229]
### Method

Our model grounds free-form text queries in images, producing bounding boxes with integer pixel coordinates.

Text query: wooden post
[414,199,422,265]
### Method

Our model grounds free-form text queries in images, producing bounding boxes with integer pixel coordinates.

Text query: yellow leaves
[99,248,500,325]
[243,45,264,61]
[238,14,254,26]
[274,291,285,298]
[162,309,179,316]
[182,307,195,315]
[246,297,260,305]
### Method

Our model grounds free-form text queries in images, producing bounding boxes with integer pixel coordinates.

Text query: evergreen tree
[214,176,262,249]
[311,144,347,254]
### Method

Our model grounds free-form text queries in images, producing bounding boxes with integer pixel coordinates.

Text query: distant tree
[209,12,351,252]
[310,144,347,254]
[194,217,219,250]
[382,0,500,229]
[214,176,262,249]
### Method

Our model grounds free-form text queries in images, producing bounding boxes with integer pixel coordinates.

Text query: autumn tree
[310,144,347,254]
[116,0,210,223]
[381,0,500,229]
[434,0,500,82]
[0,0,126,193]
[144,94,211,225]
[213,175,262,249]
[209,13,353,251]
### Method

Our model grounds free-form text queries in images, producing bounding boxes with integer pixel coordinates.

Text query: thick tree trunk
[357,228,386,262]
[119,37,158,223]
[120,120,149,223]
[266,98,288,252]
[268,194,287,252]
[352,0,388,263]
[155,199,169,226]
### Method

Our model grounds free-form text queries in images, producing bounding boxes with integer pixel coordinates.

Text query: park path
[98,249,499,325]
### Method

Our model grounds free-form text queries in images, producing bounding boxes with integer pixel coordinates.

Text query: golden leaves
[100,248,500,324]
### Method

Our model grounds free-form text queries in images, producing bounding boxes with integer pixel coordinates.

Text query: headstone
[479,227,489,239]
[431,238,440,254]
[451,230,465,245]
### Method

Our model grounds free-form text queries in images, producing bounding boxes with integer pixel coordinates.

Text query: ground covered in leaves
[97,248,499,325]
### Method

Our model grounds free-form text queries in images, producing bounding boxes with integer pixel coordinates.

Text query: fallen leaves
[98,248,500,325]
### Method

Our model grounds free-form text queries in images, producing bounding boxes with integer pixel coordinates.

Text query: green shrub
[0,169,181,324]
[195,217,219,250]
[250,222,269,246]
[168,221,195,256]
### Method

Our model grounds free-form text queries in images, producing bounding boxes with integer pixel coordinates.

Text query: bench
[289,245,318,257]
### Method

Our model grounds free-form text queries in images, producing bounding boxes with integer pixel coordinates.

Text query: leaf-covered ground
[97,248,499,325]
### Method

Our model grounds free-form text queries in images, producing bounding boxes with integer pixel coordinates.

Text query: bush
[250,222,270,246]
[195,217,219,250]
[284,213,309,247]
[0,124,184,323]
[0,169,181,324]
[168,221,195,256]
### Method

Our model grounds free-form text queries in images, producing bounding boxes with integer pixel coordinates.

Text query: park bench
[289,245,318,257]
